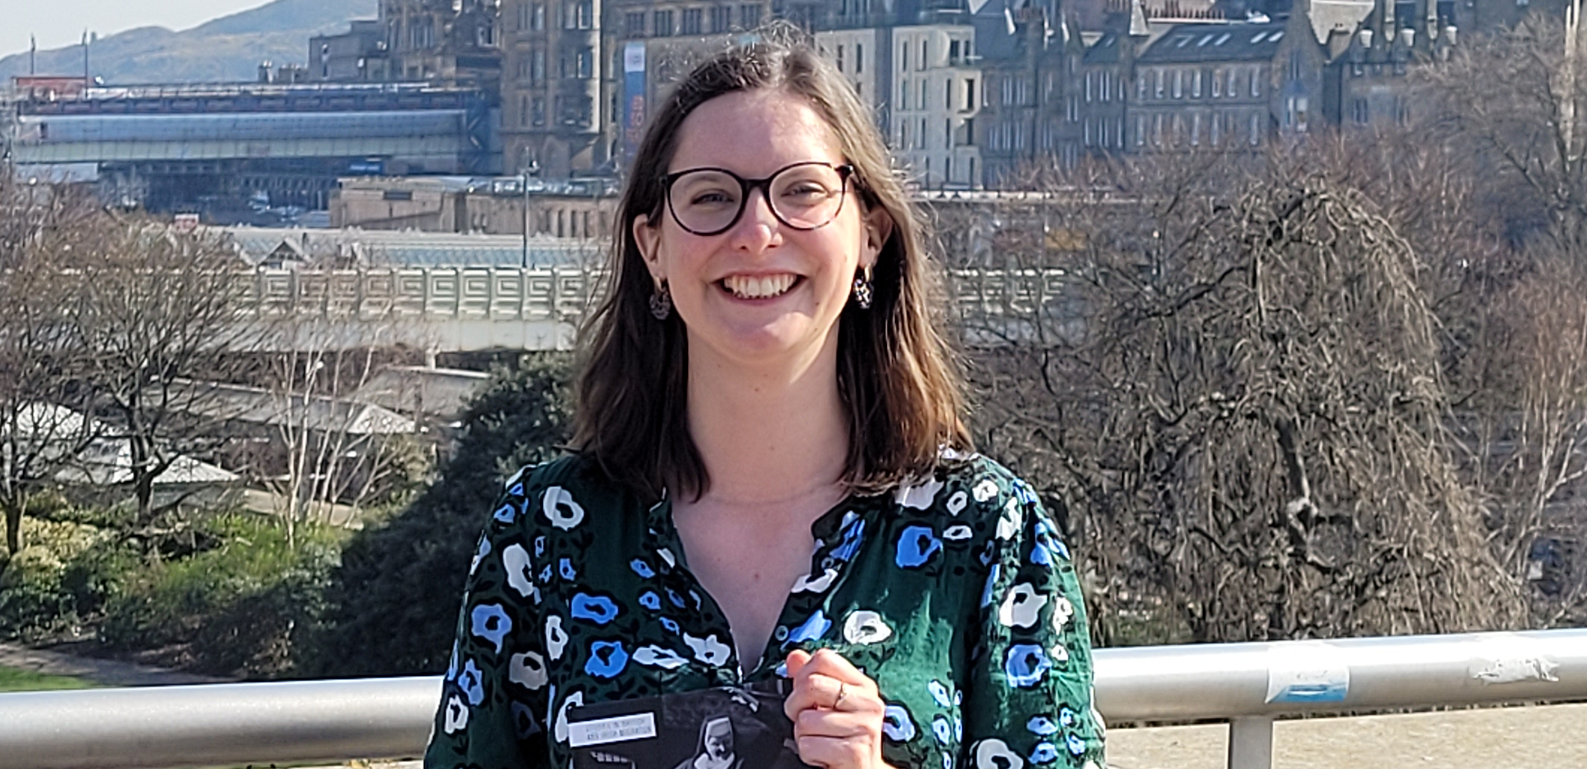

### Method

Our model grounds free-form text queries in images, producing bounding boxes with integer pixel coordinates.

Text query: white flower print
[443,694,469,734]
[895,477,945,510]
[553,690,583,743]
[546,615,569,660]
[503,543,537,599]
[633,645,689,669]
[973,479,1000,502]
[842,610,893,644]
[683,632,732,666]
[657,548,676,569]
[973,738,1024,769]
[791,567,839,594]
[997,498,1023,540]
[946,490,969,516]
[943,524,973,541]
[1050,642,1070,663]
[541,485,585,530]
[509,650,548,690]
[1051,594,1075,631]
[999,582,1048,629]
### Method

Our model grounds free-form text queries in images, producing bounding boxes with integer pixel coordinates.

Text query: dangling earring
[649,280,673,320]
[852,266,874,310]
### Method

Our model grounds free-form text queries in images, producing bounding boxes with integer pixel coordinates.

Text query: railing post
[1227,716,1273,769]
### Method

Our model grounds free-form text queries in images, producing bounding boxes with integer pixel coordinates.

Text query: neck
[684,334,848,506]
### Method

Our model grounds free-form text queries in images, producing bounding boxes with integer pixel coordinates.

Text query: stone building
[380,0,503,90]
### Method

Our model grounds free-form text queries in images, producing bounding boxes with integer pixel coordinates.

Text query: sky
[3,0,273,60]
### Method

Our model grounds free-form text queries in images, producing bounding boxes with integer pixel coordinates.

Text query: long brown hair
[574,26,970,500]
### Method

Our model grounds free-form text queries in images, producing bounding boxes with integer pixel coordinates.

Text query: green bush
[0,517,111,641]
[304,353,574,677]
[97,513,344,677]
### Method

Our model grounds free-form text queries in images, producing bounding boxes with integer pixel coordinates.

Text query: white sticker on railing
[1265,642,1350,703]
[1469,633,1561,684]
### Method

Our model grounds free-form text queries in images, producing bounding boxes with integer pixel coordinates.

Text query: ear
[632,212,666,284]
[860,204,893,271]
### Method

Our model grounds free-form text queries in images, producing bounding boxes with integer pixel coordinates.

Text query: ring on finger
[833,682,848,709]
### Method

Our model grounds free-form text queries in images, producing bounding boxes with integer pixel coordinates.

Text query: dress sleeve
[962,477,1107,769]
[425,469,554,769]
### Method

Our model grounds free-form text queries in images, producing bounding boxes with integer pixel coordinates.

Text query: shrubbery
[303,353,574,677]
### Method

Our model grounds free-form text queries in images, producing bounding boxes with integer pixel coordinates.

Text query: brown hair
[573,25,970,500]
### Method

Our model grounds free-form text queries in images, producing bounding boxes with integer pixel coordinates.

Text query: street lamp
[521,155,539,269]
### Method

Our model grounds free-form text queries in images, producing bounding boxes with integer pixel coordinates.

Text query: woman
[425,30,1105,769]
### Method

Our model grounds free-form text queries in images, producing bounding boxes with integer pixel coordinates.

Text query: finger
[785,649,813,677]
[799,648,878,692]
[795,705,885,739]
[794,733,875,769]
[785,670,848,716]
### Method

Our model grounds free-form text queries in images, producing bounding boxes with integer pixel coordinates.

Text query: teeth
[723,274,796,299]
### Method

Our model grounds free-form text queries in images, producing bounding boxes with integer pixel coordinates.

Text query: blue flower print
[896,525,943,568]
[882,704,917,741]
[1004,644,1051,688]
[511,701,540,738]
[660,617,680,634]
[1033,520,1070,564]
[493,502,517,523]
[534,536,546,559]
[471,536,492,574]
[639,591,662,610]
[1059,707,1077,728]
[630,559,655,578]
[459,659,486,706]
[666,587,686,608]
[928,680,952,708]
[1027,715,1060,735]
[470,603,512,654]
[1011,479,1039,506]
[540,565,553,583]
[560,557,577,581]
[585,641,630,678]
[1030,742,1059,764]
[981,564,1001,608]
[446,638,460,681]
[571,593,620,625]
[932,715,953,745]
[786,610,832,645]
[832,517,866,562]
[1066,734,1086,756]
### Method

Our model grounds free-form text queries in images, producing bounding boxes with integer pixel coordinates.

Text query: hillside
[0,0,376,85]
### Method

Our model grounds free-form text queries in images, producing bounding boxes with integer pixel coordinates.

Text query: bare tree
[956,150,1525,644]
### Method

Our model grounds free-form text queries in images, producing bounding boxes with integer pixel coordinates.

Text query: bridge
[235,266,1076,352]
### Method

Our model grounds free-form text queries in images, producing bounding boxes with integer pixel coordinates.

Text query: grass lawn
[0,665,96,692]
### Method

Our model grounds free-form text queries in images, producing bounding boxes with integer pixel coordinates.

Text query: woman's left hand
[782,648,897,769]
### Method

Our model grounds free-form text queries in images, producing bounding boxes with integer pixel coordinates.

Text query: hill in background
[0,0,376,85]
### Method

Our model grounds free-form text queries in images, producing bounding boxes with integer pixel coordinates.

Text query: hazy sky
[3,1,273,60]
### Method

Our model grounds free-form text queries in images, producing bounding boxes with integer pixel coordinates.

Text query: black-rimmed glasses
[661,161,855,236]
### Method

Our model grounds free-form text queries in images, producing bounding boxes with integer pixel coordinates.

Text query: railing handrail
[0,628,1583,769]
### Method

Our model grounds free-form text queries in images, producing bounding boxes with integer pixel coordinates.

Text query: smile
[721,273,799,300]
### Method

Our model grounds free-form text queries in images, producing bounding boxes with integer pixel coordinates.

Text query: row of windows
[896,76,976,113]
[895,36,972,74]
[1136,65,1264,102]
[512,47,595,81]
[896,116,973,151]
[516,94,592,128]
[1134,111,1263,148]
[622,4,762,37]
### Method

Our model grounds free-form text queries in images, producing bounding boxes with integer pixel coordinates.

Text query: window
[578,1,593,28]
[919,39,928,70]
[1154,69,1164,99]
[1227,68,1236,98]
[1001,76,1013,106]
[1249,112,1260,145]
[1192,70,1201,98]
[1136,115,1145,146]
[1083,118,1091,147]
[1191,113,1200,145]
[856,44,863,74]
[1250,66,1261,97]
[532,49,545,81]
[836,45,845,72]
[519,96,530,126]
[518,4,531,30]
[899,79,907,110]
[532,96,545,126]
[919,118,926,149]
[1173,70,1183,99]
[1068,95,1078,122]
[1211,112,1220,145]
[563,2,575,29]
[920,79,927,109]
[625,12,645,36]
[533,3,545,30]
[653,10,673,36]
[739,4,761,28]
[944,119,951,149]
[900,43,908,72]
[1137,74,1147,100]
[1085,71,1093,102]
[1212,68,1222,97]
[945,78,953,111]
[577,47,593,78]
[516,56,529,80]
[682,8,703,35]
[964,78,975,110]
[1101,71,1111,102]
[711,5,733,33]
[1016,77,1028,105]
[1351,97,1369,125]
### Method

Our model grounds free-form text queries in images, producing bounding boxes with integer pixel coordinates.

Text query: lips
[721,273,799,299]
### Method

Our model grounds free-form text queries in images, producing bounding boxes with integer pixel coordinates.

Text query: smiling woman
[425,25,1104,769]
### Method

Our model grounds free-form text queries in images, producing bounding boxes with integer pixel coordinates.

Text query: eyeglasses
[661,161,855,236]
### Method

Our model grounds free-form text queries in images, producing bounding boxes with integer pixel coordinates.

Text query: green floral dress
[424,452,1106,769]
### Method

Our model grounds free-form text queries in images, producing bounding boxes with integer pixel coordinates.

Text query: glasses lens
[668,170,743,234]
[769,164,847,229]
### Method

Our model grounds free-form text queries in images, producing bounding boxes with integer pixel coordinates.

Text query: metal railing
[1,630,1582,769]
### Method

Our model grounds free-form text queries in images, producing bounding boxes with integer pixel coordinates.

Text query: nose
[725,186,779,251]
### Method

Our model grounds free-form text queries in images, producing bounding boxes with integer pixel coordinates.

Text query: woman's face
[635,88,889,372]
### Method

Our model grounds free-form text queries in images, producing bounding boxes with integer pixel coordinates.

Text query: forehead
[669,89,844,175]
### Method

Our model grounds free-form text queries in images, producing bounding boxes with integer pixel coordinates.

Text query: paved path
[1107,702,1587,768]
[0,642,231,687]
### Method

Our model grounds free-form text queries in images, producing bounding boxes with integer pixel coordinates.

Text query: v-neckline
[650,490,875,677]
